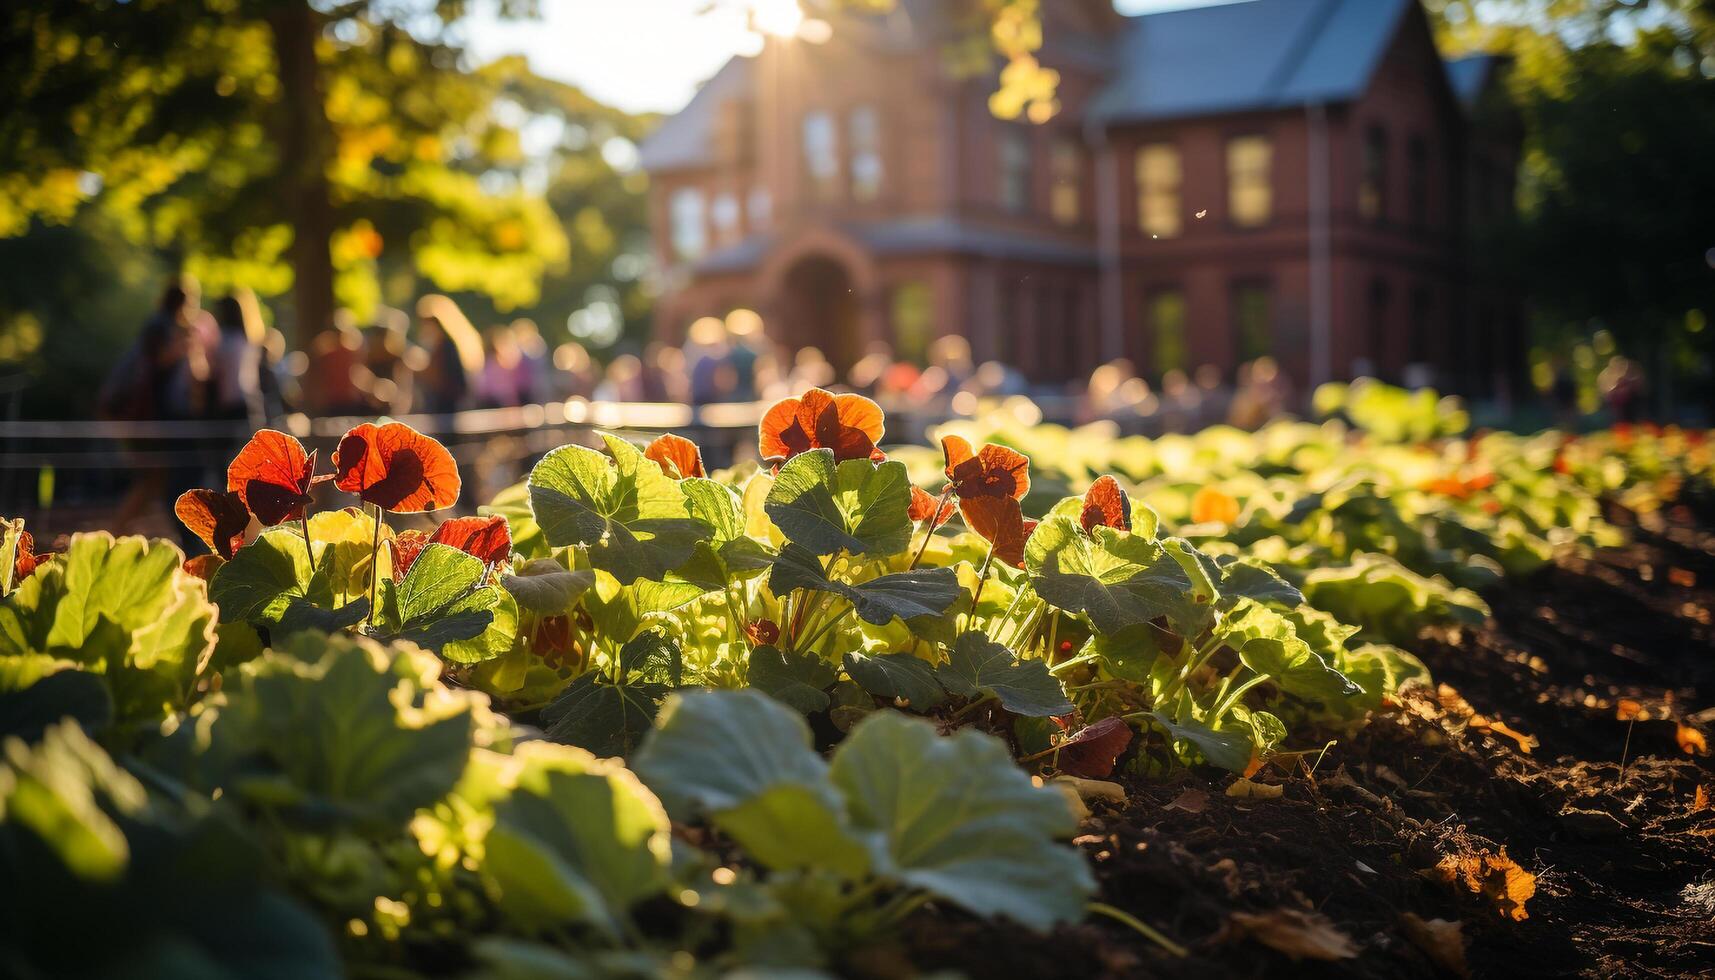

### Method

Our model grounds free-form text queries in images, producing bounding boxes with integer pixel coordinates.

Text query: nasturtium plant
[372,543,511,662]
[764,449,913,557]
[528,433,709,583]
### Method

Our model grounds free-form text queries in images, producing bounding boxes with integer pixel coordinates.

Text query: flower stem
[962,544,997,633]
[366,503,384,626]
[299,513,314,570]
[907,486,954,571]
[1087,901,1188,958]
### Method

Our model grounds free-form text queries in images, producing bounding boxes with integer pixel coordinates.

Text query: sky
[457,0,1237,116]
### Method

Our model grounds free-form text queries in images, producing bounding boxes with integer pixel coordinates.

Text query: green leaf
[618,628,682,687]
[486,746,671,938]
[500,559,594,614]
[1162,537,1220,606]
[829,711,1093,929]
[842,653,945,710]
[1216,556,1305,609]
[747,644,836,714]
[1080,623,1165,682]
[273,597,370,637]
[444,588,518,666]
[938,632,1073,717]
[208,526,317,627]
[482,480,549,560]
[0,720,146,881]
[764,450,912,557]
[1026,518,1210,636]
[1221,601,1361,702]
[542,673,666,757]
[212,635,476,826]
[1149,711,1255,773]
[768,544,960,626]
[528,434,708,584]
[632,689,871,877]
[376,543,508,660]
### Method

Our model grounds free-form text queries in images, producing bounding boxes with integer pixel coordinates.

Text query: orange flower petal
[645,433,706,478]
[1190,486,1241,526]
[333,422,461,513]
[12,531,50,582]
[760,388,886,465]
[182,554,225,582]
[959,495,1035,568]
[943,435,1030,501]
[390,529,431,578]
[429,515,512,565]
[175,489,251,560]
[909,485,957,526]
[227,429,316,526]
[1079,476,1132,534]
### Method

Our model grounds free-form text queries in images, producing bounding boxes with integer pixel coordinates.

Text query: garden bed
[910,515,1715,979]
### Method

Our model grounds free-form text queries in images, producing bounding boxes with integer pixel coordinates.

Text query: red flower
[744,619,781,647]
[909,486,956,527]
[227,429,318,526]
[645,433,706,478]
[941,435,1030,502]
[181,554,224,582]
[390,529,431,577]
[175,489,251,560]
[1078,476,1132,534]
[334,422,460,513]
[759,388,886,465]
[428,515,512,566]
[12,531,51,582]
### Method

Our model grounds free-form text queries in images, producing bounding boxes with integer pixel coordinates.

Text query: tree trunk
[267,2,336,354]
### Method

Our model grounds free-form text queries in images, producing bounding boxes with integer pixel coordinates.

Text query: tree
[0,0,562,347]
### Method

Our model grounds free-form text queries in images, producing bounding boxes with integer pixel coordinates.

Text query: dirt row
[901,508,1715,979]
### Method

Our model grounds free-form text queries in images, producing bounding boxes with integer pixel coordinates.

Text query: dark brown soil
[894,512,1715,979]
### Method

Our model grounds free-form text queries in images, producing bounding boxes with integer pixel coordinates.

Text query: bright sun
[749,0,805,38]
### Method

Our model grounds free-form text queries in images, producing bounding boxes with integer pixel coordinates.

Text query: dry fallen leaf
[1430,846,1536,922]
[1400,913,1469,978]
[1616,698,1647,721]
[1479,718,1539,755]
[1226,777,1285,799]
[1669,566,1696,588]
[1164,787,1209,814]
[1693,785,1709,812]
[1228,908,1359,961]
[1678,724,1709,756]
[1051,775,1128,806]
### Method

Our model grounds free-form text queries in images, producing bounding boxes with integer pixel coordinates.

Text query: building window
[1232,280,1272,362]
[1366,278,1392,380]
[669,187,706,261]
[1407,136,1428,229]
[891,281,934,364]
[802,110,838,199]
[849,105,882,202]
[1359,125,1387,222]
[1148,288,1187,376]
[999,126,1033,213]
[1050,139,1082,225]
[1226,135,1272,228]
[1136,143,1182,238]
[711,191,741,245]
[749,186,772,230]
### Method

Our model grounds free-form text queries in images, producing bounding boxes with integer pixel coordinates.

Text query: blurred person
[967,360,1028,398]
[847,341,895,397]
[595,353,647,402]
[476,324,527,408]
[305,309,367,416]
[1158,368,1198,432]
[209,288,265,426]
[1194,364,1231,428]
[511,318,553,404]
[1079,359,1135,423]
[359,308,414,415]
[258,326,292,417]
[928,334,974,390]
[686,316,734,405]
[725,308,767,400]
[1600,356,1645,423]
[415,294,484,414]
[1550,354,1579,428]
[641,343,689,403]
[552,340,598,400]
[788,346,836,391]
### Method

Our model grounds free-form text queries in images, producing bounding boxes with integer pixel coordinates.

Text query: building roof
[641,0,1458,173]
[1087,0,1418,124]
[1444,53,1501,109]
[637,56,752,173]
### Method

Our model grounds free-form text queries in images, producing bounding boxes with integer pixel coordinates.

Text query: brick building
[639,0,1524,395]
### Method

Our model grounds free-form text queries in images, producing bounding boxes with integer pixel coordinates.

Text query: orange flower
[744,619,781,647]
[941,435,1030,501]
[175,489,250,560]
[11,530,51,581]
[1079,476,1132,534]
[645,433,706,478]
[181,554,224,582]
[909,485,956,527]
[428,515,512,566]
[390,529,431,577]
[759,387,886,465]
[334,422,461,513]
[1189,486,1241,525]
[227,429,318,526]
[958,495,1038,568]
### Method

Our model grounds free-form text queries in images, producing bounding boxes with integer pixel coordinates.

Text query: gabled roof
[1088,0,1418,124]
[1444,53,1501,109]
[637,56,752,174]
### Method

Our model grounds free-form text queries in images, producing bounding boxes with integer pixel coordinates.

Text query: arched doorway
[776,254,862,376]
